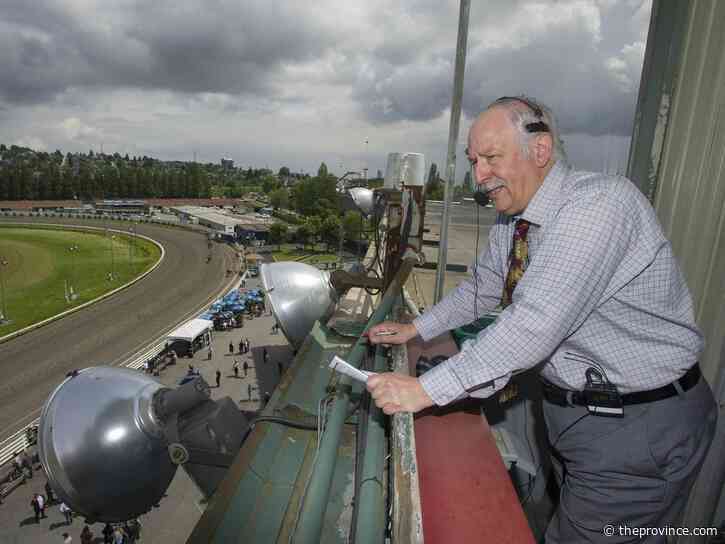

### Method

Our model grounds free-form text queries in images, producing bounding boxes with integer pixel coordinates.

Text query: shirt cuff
[413,312,446,342]
[418,361,468,406]
[418,355,514,405]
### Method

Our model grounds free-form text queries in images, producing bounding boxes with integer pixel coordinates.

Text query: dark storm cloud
[350,1,645,137]
[0,0,340,104]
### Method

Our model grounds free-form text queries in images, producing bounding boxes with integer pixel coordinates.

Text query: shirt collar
[520,160,569,227]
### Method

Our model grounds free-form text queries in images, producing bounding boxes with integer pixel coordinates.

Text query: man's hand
[366,372,434,415]
[366,321,418,345]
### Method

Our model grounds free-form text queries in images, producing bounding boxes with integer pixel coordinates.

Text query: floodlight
[38,367,248,523]
[260,262,337,349]
[347,187,375,217]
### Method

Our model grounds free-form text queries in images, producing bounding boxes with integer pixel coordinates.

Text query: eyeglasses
[494,96,550,133]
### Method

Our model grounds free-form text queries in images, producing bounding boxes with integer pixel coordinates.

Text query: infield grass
[0,225,161,336]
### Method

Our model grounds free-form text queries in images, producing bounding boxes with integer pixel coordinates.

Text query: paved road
[0,217,239,438]
[425,200,497,227]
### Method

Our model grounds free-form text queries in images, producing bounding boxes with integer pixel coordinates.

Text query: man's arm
[417,193,638,406]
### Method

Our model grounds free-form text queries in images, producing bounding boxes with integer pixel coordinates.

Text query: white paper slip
[329,355,376,383]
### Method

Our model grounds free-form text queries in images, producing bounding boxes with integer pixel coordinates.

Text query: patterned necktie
[500,219,531,308]
[497,218,531,404]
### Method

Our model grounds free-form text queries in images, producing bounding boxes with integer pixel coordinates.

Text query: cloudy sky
[0,0,650,180]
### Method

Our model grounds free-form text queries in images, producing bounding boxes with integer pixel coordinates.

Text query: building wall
[646,1,725,387]
[628,0,725,532]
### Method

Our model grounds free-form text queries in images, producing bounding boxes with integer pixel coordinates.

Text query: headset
[470,95,551,318]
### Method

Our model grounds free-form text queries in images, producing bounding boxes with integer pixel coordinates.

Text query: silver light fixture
[347,187,375,217]
[38,367,248,523]
[260,262,338,349]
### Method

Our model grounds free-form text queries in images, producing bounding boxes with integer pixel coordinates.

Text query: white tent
[166,318,213,343]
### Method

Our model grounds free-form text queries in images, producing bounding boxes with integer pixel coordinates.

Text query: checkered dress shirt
[414,160,703,406]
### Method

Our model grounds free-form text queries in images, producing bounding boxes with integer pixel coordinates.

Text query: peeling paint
[648,92,671,198]
[336,472,356,540]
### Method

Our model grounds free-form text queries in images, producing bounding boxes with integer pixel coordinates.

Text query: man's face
[467,107,543,215]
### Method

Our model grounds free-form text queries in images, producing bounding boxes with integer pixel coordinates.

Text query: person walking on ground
[36,491,46,518]
[215,369,221,388]
[59,501,72,525]
[238,340,243,353]
[229,341,234,355]
[245,338,250,354]
[31,493,41,523]
[247,383,252,401]
[207,346,213,360]
[102,522,114,544]
[243,361,249,377]
[112,526,126,544]
[233,360,239,378]
[19,450,33,478]
[80,525,94,544]
[44,480,55,505]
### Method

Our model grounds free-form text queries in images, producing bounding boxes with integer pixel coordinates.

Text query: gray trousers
[544,377,717,543]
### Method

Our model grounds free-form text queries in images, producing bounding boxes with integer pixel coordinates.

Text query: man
[31,493,41,523]
[366,96,717,542]
[44,480,56,504]
[80,525,94,544]
[59,501,72,525]
[36,491,46,518]
[215,369,221,388]
[102,522,114,544]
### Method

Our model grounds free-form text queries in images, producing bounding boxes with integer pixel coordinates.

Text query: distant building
[221,158,234,170]
[94,199,149,215]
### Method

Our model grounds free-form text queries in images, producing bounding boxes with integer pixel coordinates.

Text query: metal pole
[434,0,471,304]
[0,258,8,322]
[110,234,115,280]
[292,259,415,544]
[352,345,388,543]
[69,244,78,299]
[128,228,133,273]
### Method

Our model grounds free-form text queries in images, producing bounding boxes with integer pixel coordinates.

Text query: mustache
[480,178,505,195]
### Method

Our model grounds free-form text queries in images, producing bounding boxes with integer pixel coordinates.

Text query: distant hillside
[0,143,306,201]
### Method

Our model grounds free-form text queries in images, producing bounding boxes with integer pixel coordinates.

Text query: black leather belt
[542,364,701,407]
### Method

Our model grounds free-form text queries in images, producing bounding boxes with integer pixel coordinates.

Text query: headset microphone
[473,189,490,207]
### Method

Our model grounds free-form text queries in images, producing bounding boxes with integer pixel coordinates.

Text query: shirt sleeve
[413,223,507,341]
[419,193,637,405]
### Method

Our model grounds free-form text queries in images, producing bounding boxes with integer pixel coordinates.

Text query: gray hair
[487,96,567,163]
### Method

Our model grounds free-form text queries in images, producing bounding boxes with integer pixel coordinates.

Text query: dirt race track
[0,216,238,438]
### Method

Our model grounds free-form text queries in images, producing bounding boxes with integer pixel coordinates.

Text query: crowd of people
[20,458,142,543]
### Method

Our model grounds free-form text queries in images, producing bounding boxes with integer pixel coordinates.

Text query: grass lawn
[271,244,338,264]
[0,225,161,336]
